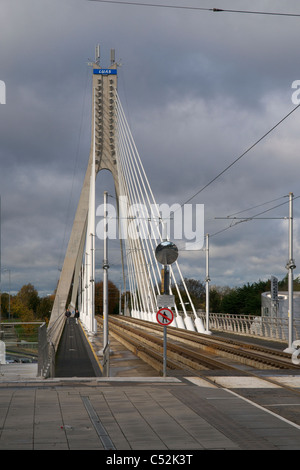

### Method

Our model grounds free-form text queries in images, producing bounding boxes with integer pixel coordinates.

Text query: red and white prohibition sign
[156,307,174,326]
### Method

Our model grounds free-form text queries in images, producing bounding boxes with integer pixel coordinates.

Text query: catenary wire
[180,104,300,207]
[88,1,300,17]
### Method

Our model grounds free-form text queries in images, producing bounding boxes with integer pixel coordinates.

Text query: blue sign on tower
[93,69,117,75]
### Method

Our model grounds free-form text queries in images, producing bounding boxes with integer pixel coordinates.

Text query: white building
[261,291,300,320]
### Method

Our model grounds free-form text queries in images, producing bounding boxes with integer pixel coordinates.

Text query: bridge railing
[38,313,65,378]
[131,309,300,342]
[197,312,300,343]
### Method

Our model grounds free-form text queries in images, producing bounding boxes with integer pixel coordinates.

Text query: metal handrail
[197,312,300,342]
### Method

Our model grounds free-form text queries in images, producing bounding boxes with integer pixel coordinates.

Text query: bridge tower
[49,47,121,335]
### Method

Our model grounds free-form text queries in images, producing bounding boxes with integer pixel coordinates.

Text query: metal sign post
[155,240,178,377]
[156,308,174,376]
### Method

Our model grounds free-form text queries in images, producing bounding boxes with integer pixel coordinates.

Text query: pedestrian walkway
[55,318,101,378]
[0,375,299,450]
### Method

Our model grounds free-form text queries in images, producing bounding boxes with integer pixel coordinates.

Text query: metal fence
[0,315,66,378]
[0,321,42,369]
[197,312,300,342]
[38,313,65,378]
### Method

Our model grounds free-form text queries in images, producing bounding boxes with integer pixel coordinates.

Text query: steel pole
[163,325,167,377]
[103,191,109,351]
[284,192,296,353]
[288,192,295,350]
[205,233,211,334]
[162,265,169,377]
[90,87,96,333]
[0,196,1,329]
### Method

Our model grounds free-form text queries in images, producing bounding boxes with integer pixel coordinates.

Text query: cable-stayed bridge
[44,47,207,377]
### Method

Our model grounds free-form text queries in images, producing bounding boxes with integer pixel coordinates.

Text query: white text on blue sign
[93,69,117,75]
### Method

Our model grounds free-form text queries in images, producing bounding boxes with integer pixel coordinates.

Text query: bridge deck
[55,318,101,378]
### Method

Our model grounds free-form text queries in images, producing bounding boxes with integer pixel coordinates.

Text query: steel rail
[98,316,300,371]
[109,316,296,368]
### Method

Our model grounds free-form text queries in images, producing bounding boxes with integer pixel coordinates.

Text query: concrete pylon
[49,51,120,332]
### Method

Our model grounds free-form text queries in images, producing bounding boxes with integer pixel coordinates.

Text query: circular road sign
[155,241,178,265]
[156,307,174,326]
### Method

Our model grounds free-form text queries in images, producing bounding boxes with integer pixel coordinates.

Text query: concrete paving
[1,321,300,451]
[0,371,300,450]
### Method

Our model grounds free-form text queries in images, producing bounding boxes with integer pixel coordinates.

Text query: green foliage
[16,283,40,316]
[174,278,205,310]
[95,280,120,315]
[219,281,268,316]
[37,295,54,321]
[1,283,53,321]
[0,293,10,317]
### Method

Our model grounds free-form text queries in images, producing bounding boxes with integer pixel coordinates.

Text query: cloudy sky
[1,0,300,296]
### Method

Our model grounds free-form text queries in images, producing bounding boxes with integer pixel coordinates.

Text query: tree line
[174,275,299,316]
[1,275,297,322]
[0,281,121,323]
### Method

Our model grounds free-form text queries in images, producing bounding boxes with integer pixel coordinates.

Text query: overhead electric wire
[181,103,300,207]
[211,195,300,238]
[227,195,288,218]
[88,0,300,17]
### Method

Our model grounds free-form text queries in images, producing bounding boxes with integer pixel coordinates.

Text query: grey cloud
[1,0,300,294]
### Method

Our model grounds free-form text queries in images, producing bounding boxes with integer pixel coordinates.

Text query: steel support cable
[116,93,200,321]
[118,119,151,312]
[116,93,160,221]
[117,105,164,315]
[117,95,168,256]
[118,161,161,306]
[118,130,148,312]
[118,136,191,322]
[124,185,159,314]
[116,98,162,299]
[118,113,178,314]
[117,167,138,311]
[116,117,138,312]
[116,103,155,243]
[117,106,155,312]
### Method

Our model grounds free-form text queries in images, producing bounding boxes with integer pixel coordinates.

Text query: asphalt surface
[55,318,101,378]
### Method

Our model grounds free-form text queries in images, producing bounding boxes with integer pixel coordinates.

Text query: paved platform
[1,319,300,451]
[0,375,300,450]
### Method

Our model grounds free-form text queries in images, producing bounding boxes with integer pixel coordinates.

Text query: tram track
[97,315,300,374]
